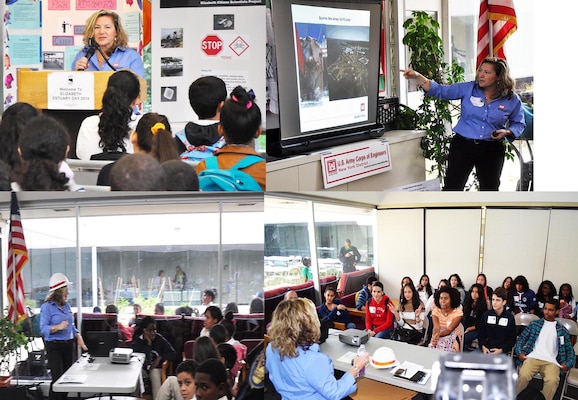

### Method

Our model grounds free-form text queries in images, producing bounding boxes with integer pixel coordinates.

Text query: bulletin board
[151,0,266,125]
[3,0,144,109]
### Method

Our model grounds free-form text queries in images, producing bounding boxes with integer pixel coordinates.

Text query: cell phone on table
[409,371,426,382]
[394,368,405,377]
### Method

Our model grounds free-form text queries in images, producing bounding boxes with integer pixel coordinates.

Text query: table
[320,330,443,394]
[52,354,145,396]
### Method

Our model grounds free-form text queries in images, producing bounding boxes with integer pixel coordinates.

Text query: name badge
[487,315,497,324]
[470,96,484,107]
[538,301,544,308]
[560,336,565,345]
[369,306,376,313]
[498,318,509,326]
[514,295,519,302]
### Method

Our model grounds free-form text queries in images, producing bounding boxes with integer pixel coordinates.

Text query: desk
[53,354,144,395]
[320,331,442,394]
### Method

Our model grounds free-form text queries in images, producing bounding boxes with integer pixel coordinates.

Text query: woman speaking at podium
[72,9,144,78]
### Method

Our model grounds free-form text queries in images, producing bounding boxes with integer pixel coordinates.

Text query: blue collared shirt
[266,343,356,400]
[72,46,145,78]
[426,80,526,141]
[40,300,78,341]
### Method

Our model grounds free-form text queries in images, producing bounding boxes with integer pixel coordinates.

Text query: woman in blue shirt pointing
[401,57,525,191]
[40,273,88,400]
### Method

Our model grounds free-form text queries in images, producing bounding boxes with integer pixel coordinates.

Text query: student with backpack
[174,76,227,161]
[196,86,265,191]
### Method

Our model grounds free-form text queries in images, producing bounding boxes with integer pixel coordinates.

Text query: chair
[515,312,540,326]
[417,316,429,346]
[514,312,539,336]
[559,342,578,400]
[556,318,578,345]
[182,339,195,360]
[240,338,263,357]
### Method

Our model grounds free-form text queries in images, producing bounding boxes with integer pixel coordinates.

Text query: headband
[150,122,165,135]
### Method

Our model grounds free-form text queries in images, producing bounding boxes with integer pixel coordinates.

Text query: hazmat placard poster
[152,0,266,124]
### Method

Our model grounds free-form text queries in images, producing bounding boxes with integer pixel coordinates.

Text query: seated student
[0,102,39,171]
[429,287,463,352]
[132,316,177,399]
[416,274,433,307]
[515,298,575,400]
[109,153,165,191]
[14,115,84,191]
[462,284,487,351]
[476,287,516,355]
[317,286,356,329]
[389,283,425,340]
[476,273,493,308]
[216,343,239,393]
[104,304,133,342]
[532,280,557,318]
[76,70,141,160]
[209,324,228,345]
[449,273,467,305]
[198,289,216,316]
[98,112,180,186]
[365,281,394,339]
[196,86,265,191]
[129,303,142,328]
[558,283,576,319]
[162,160,199,191]
[155,359,199,400]
[219,312,247,377]
[155,303,165,315]
[356,276,377,311]
[195,358,234,400]
[512,275,536,314]
[193,336,221,365]
[174,76,227,158]
[200,306,223,338]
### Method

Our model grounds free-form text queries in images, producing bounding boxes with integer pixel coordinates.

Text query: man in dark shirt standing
[338,239,361,273]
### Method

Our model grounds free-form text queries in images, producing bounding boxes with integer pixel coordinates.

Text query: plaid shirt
[514,319,575,368]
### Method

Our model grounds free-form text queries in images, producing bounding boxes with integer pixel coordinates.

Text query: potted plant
[402,11,465,184]
[0,314,28,386]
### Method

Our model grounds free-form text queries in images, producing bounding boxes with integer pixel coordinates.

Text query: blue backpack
[199,155,264,192]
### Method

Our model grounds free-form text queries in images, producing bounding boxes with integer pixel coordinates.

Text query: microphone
[78,38,97,71]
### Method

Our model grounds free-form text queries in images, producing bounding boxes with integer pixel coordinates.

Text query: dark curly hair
[219,86,261,144]
[98,70,140,153]
[15,115,69,190]
[434,286,461,309]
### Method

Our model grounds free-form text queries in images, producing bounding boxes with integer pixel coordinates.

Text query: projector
[339,329,369,347]
[109,348,133,364]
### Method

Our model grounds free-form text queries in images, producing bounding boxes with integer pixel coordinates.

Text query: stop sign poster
[152,1,266,124]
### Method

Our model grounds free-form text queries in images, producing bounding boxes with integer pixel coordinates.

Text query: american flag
[7,192,28,324]
[477,0,517,68]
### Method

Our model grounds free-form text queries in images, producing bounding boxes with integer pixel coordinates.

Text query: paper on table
[337,351,357,365]
[60,375,88,384]
[391,361,431,384]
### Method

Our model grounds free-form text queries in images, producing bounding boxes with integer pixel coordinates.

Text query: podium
[16,69,147,158]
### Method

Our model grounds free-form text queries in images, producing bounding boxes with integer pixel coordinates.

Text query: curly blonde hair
[83,10,129,48]
[476,57,515,99]
[268,298,320,359]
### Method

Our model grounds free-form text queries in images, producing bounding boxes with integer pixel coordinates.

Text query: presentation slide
[291,4,370,133]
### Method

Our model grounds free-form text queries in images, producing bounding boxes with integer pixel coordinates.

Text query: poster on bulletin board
[151,0,266,125]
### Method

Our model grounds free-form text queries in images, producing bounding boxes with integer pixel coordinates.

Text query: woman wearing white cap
[40,273,88,400]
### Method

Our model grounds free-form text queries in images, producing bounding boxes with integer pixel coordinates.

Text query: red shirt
[365,295,394,334]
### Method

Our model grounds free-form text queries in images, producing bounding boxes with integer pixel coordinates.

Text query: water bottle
[357,344,366,377]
